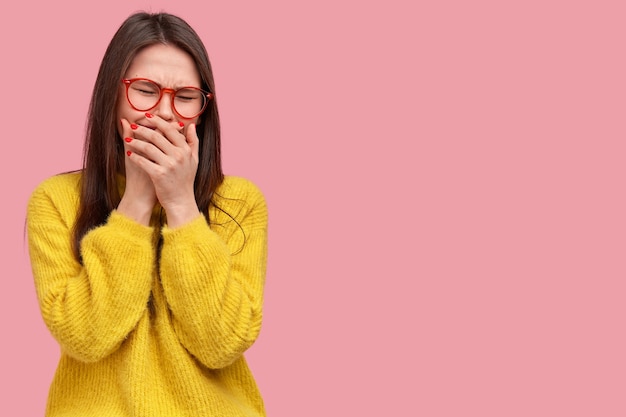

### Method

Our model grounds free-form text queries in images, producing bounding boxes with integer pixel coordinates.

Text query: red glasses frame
[122,78,214,119]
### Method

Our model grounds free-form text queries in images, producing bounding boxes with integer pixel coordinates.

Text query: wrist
[162,199,201,229]
[117,194,155,226]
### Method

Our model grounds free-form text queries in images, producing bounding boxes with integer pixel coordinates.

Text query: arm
[159,181,268,369]
[27,183,155,362]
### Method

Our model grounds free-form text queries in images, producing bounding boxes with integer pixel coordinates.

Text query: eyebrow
[136,78,201,90]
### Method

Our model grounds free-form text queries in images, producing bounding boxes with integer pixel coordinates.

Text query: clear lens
[127,80,160,109]
[173,88,205,118]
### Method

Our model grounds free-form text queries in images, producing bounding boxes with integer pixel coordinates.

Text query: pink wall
[2,0,626,415]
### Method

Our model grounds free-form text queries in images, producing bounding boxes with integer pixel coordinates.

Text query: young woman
[27,12,268,416]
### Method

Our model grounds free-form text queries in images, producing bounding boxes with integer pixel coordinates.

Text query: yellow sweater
[27,172,268,417]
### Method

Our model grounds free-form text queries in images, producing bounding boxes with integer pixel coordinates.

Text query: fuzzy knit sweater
[27,172,268,417]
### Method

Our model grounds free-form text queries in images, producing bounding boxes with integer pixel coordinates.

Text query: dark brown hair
[72,12,223,260]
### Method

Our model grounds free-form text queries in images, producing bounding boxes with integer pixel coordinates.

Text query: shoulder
[211,176,267,223]
[215,176,266,206]
[31,171,82,196]
[28,171,82,215]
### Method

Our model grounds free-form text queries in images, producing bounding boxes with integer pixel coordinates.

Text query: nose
[154,90,175,121]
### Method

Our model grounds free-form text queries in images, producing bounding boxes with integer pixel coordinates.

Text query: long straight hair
[72,12,223,260]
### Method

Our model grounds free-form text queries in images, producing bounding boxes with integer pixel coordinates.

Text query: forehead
[125,43,201,88]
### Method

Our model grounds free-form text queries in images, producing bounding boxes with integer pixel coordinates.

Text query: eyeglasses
[122,78,213,119]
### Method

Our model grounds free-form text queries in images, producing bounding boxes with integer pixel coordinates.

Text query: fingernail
[126,151,132,156]
[130,123,138,130]
[124,137,132,143]
[179,122,185,127]
[145,112,153,118]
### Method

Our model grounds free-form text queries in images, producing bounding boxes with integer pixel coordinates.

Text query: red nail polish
[179,122,185,127]
[145,112,153,118]
[124,137,132,143]
[130,123,138,130]
[126,151,132,156]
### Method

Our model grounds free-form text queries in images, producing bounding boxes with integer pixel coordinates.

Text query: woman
[27,12,268,416]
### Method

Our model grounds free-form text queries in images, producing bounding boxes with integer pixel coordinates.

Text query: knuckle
[153,167,166,180]
[165,159,177,170]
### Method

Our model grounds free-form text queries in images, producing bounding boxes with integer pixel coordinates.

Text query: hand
[117,118,157,225]
[123,113,201,228]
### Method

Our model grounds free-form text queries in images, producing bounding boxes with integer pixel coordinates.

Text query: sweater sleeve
[27,184,155,363]
[159,180,268,369]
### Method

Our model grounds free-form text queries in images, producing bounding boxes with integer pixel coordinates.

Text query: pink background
[2,0,625,415]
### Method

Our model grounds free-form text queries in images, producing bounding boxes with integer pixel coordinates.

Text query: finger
[126,147,160,175]
[130,123,175,155]
[124,136,169,166]
[120,118,135,144]
[185,123,200,157]
[143,112,187,147]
